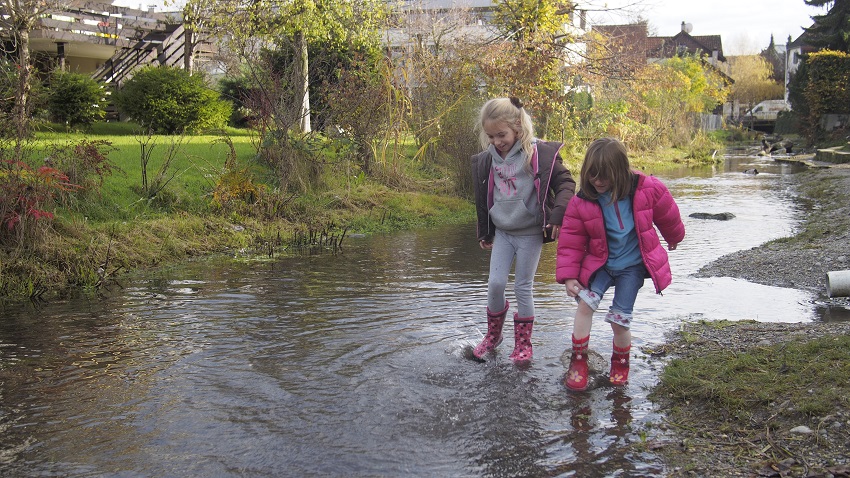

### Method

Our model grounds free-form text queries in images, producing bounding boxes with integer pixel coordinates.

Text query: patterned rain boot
[473,301,509,359]
[609,343,631,386]
[509,314,534,363]
[565,335,590,391]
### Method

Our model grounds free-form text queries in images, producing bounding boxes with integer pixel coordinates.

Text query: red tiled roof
[592,23,726,62]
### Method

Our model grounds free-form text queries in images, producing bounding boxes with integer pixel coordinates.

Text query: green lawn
[33,123,261,221]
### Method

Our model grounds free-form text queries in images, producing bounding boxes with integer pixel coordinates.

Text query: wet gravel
[695,166,850,294]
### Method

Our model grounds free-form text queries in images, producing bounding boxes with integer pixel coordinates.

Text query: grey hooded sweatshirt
[487,140,542,236]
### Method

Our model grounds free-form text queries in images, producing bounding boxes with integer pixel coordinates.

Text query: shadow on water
[1,148,849,477]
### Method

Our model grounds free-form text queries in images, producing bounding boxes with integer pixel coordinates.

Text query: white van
[745,100,791,121]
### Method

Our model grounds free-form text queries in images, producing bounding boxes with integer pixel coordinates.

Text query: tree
[207,0,385,133]
[728,55,785,115]
[386,3,487,195]
[486,0,580,136]
[584,54,729,151]
[0,0,64,145]
[804,0,850,52]
[663,55,729,114]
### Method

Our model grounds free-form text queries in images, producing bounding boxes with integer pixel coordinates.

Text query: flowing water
[1,150,848,477]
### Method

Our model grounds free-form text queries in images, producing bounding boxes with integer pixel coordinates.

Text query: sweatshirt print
[488,140,542,236]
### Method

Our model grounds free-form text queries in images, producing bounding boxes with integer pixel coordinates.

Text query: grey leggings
[487,229,544,318]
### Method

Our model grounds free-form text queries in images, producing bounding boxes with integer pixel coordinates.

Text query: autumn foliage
[0,159,77,243]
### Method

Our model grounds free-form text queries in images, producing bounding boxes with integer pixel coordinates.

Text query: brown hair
[579,137,633,203]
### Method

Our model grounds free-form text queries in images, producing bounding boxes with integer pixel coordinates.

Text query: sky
[587,0,828,55]
[112,0,828,56]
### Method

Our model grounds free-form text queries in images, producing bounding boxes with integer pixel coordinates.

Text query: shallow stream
[1,149,847,477]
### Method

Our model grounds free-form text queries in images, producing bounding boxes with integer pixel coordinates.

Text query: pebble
[790,425,813,434]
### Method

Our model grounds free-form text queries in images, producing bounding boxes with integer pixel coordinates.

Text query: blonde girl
[470,97,576,363]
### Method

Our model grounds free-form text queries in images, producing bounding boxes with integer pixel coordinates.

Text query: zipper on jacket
[614,203,625,230]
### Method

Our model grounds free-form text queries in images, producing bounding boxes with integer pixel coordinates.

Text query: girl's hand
[565,279,583,298]
[479,239,493,251]
[668,243,678,251]
[546,224,561,240]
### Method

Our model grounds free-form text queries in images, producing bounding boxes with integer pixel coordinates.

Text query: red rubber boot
[608,345,632,385]
[509,314,534,363]
[609,343,631,386]
[473,301,509,359]
[565,335,590,391]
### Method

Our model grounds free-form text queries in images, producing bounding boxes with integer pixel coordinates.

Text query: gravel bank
[694,161,850,294]
[651,157,850,477]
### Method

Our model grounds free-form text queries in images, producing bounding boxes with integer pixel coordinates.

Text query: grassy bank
[1,124,475,300]
[647,320,850,477]
[1,124,721,301]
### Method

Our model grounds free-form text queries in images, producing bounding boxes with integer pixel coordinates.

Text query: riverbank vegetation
[0,1,736,301]
[1,120,722,301]
[0,124,478,299]
[648,320,850,477]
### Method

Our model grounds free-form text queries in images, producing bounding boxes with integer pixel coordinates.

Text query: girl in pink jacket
[556,138,685,391]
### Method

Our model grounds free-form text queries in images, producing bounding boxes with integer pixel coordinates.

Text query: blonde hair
[579,137,633,203]
[477,97,535,162]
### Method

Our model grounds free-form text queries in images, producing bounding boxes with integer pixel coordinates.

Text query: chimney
[681,21,686,32]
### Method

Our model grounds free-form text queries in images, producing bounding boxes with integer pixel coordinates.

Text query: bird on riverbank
[762,138,794,154]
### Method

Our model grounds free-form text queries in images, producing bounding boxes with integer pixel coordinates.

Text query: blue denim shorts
[576,262,647,329]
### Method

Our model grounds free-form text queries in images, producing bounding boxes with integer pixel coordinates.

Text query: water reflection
[0,150,846,477]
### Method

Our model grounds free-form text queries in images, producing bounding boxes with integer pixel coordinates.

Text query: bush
[47,71,108,127]
[113,66,231,134]
[805,50,850,116]
[45,139,120,198]
[0,157,79,246]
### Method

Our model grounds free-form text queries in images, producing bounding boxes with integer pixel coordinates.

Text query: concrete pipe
[826,270,850,297]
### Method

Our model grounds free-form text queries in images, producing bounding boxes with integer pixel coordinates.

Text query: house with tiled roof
[646,23,726,67]
[590,21,731,123]
[592,21,727,69]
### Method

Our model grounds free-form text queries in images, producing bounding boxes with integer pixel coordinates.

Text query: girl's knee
[577,300,594,316]
[488,280,508,294]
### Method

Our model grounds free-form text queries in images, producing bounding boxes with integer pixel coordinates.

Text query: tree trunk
[14,25,31,154]
[184,28,195,73]
[296,30,311,133]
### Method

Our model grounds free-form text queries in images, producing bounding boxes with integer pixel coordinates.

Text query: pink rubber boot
[565,335,590,391]
[609,343,631,386]
[473,301,509,359]
[509,314,534,363]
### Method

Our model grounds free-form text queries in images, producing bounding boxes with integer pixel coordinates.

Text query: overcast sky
[587,0,827,55]
[114,0,828,56]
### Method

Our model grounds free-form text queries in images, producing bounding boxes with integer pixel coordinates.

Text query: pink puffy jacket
[555,171,685,294]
